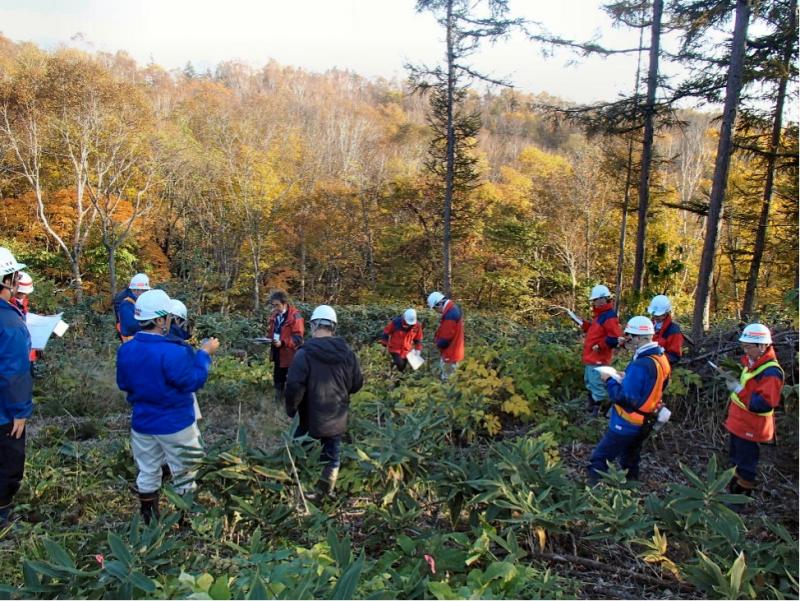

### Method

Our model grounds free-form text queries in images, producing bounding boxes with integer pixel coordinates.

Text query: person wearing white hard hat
[116,289,220,523]
[113,273,152,343]
[0,247,32,528]
[647,294,684,365]
[587,316,672,485]
[266,290,305,406]
[571,285,625,416]
[722,323,784,498]
[12,272,41,365]
[427,291,465,380]
[285,305,363,501]
[379,308,424,372]
[12,272,33,315]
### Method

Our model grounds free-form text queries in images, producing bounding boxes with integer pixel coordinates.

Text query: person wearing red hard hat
[587,316,671,485]
[723,323,784,498]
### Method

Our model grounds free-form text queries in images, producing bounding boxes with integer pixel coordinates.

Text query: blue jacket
[114,288,140,338]
[116,332,211,435]
[605,343,669,436]
[0,299,33,426]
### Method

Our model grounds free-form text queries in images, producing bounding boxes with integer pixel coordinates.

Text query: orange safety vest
[614,353,671,425]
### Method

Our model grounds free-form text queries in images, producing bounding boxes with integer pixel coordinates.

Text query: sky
[1,0,663,104]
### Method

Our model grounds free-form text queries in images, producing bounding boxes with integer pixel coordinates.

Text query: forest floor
[21,392,799,600]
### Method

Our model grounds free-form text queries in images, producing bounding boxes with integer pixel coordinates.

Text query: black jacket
[285,336,363,438]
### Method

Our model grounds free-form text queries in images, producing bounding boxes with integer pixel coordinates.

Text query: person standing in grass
[266,290,304,406]
[285,305,363,501]
[574,285,625,417]
[723,323,784,498]
[116,289,219,523]
[587,316,671,485]
[0,248,32,529]
[379,308,423,372]
[427,291,465,380]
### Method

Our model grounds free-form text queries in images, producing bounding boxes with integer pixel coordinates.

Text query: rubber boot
[585,395,597,415]
[274,388,284,405]
[161,463,172,483]
[306,467,339,502]
[138,490,160,524]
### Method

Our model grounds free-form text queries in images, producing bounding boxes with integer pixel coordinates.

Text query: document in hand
[594,365,622,383]
[407,350,425,371]
[26,312,69,350]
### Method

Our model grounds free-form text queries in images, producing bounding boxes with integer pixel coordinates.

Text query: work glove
[725,377,743,394]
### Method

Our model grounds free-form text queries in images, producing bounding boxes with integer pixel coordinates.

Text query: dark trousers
[293,421,342,470]
[0,422,25,507]
[588,429,643,484]
[729,433,760,482]
[390,353,408,372]
[273,363,288,391]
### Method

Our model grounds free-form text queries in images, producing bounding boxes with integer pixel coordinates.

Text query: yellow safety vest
[729,360,783,416]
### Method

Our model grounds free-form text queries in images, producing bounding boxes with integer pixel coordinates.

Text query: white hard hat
[310,304,337,324]
[129,273,151,291]
[589,284,612,301]
[0,247,25,277]
[16,272,33,294]
[647,294,672,316]
[169,299,188,320]
[427,291,445,309]
[403,308,417,325]
[739,323,772,345]
[134,289,171,321]
[624,315,655,336]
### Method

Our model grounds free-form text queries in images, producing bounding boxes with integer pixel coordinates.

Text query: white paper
[407,350,424,371]
[594,365,622,383]
[53,320,69,337]
[25,312,67,350]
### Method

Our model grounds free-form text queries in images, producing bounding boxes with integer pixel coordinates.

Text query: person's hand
[591,344,600,352]
[272,339,283,348]
[201,337,220,355]
[724,377,742,393]
[10,418,26,439]
[599,372,611,382]
[617,336,627,347]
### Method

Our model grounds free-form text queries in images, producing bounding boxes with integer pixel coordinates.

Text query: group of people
[572,283,784,499]
[0,244,786,528]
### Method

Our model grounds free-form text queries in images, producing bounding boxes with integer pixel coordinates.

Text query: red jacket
[434,300,464,363]
[653,315,683,364]
[267,305,305,368]
[14,296,38,363]
[725,347,783,443]
[380,316,423,358]
[580,303,622,365]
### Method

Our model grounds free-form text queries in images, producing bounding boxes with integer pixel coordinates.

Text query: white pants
[131,423,203,494]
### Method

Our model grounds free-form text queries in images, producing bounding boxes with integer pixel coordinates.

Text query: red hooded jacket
[580,302,622,365]
[653,314,683,364]
[267,305,305,368]
[435,300,464,363]
[380,316,423,358]
[724,347,783,443]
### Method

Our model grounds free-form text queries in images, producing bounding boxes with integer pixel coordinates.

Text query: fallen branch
[532,551,695,592]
